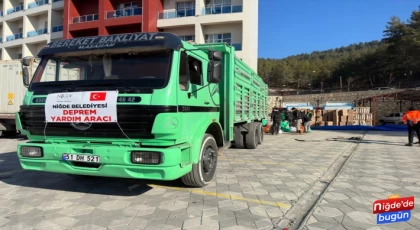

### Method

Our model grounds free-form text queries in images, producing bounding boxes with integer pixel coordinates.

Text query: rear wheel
[245,122,258,149]
[234,126,245,148]
[256,122,263,144]
[182,134,218,187]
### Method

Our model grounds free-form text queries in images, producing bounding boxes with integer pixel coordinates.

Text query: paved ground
[302,131,420,230]
[0,130,417,230]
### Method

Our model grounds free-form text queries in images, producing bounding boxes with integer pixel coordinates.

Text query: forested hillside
[258,6,420,92]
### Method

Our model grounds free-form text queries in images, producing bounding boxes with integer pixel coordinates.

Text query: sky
[258,0,420,59]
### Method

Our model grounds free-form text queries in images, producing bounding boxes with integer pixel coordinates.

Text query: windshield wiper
[34,82,76,87]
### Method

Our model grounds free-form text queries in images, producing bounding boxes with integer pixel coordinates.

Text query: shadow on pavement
[0,150,188,197]
[0,152,22,175]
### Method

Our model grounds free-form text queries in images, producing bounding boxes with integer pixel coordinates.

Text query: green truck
[16,32,268,187]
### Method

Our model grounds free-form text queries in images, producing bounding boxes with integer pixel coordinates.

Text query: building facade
[0,0,258,71]
[0,0,64,60]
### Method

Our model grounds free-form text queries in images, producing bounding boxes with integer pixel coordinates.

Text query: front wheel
[182,134,218,187]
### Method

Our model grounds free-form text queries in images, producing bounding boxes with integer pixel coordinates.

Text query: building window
[207,0,231,6]
[205,33,231,44]
[179,35,195,41]
[119,2,138,9]
[18,54,22,59]
[176,2,195,17]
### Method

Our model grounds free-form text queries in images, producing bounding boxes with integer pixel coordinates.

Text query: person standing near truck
[402,107,420,146]
[271,107,281,135]
[292,107,303,134]
[303,110,313,133]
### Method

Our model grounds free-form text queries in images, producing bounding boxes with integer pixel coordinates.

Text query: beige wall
[24,42,46,57]
[163,26,195,36]
[26,13,48,32]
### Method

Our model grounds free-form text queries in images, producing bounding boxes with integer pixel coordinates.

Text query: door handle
[204,101,210,105]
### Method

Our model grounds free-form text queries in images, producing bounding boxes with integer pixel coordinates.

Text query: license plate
[62,154,100,163]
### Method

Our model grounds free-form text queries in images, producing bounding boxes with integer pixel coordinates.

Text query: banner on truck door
[45,91,118,123]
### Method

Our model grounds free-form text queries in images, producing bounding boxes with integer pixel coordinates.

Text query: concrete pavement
[302,131,420,230]
[0,130,417,229]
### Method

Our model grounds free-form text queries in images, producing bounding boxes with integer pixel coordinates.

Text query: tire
[182,134,218,187]
[245,122,258,149]
[256,122,263,144]
[234,125,245,149]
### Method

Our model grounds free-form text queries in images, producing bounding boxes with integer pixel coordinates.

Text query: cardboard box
[316,122,324,127]
[325,121,333,126]
[316,110,322,117]
[340,116,347,122]
[339,109,348,116]
[346,122,353,126]
[340,121,347,126]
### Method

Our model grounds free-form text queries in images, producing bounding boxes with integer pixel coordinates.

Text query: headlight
[20,146,43,158]
[131,151,162,165]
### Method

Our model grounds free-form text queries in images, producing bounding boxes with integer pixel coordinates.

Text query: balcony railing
[52,25,63,32]
[28,0,49,9]
[202,5,243,15]
[232,43,242,51]
[6,33,23,41]
[106,7,142,19]
[158,8,195,19]
[7,5,24,14]
[72,14,98,24]
[27,28,48,37]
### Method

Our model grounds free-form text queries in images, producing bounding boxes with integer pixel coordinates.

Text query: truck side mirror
[21,56,33,87]
[207,51,222,84]
[22,67,30,87]
[21,56,33,66]
[208,61,221,84]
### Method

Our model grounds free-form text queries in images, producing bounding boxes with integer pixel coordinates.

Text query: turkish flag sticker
[90,92,107,101]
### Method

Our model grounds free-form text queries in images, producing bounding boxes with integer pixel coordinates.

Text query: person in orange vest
[402,107,420,146]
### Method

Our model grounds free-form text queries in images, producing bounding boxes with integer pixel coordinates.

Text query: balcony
[72,14,98,24]
[159,8,195,19]
[7,5,24,14]
[51,25,63,32]
[27,28,48,37]
[106,7,142,19]
[202,5,243,15]
[232,43,242,51]
[6,33,23,41]
[28,0,49,9]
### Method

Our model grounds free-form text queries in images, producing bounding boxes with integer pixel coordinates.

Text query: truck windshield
[29,49,172,91]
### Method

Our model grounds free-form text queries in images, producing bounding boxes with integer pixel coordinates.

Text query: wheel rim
[202,146,216,174]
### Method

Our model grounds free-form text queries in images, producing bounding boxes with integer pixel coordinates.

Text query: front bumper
[17,142,192,181]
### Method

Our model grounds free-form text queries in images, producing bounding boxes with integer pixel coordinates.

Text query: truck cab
[16,32,268,187]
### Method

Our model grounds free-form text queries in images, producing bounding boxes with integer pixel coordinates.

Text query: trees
[258,6,420,91]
